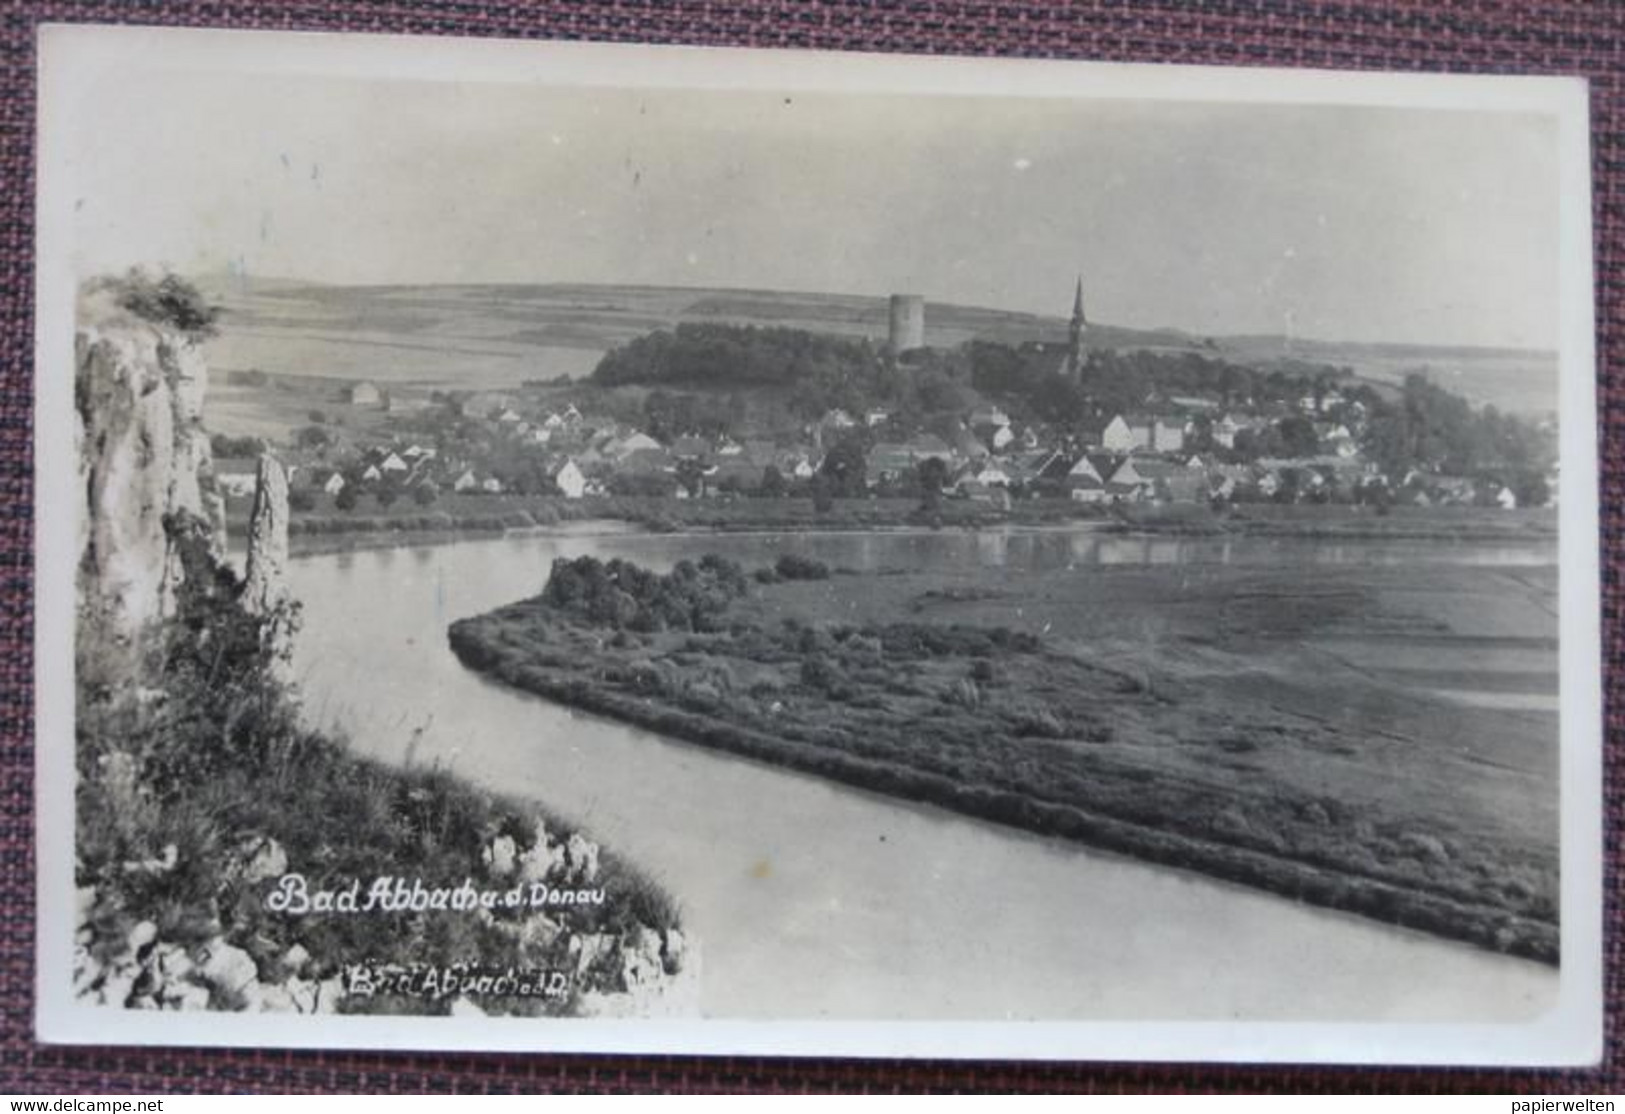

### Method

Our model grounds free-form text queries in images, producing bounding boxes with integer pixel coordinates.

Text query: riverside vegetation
[73,272,684,1017]
[449,550,1559,963]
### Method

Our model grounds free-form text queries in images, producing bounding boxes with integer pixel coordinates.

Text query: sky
[65,65,1563,349]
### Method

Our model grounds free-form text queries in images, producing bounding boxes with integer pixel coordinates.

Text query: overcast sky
[66,67,1561,349]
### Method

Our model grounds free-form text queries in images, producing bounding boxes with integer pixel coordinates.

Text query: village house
[323,472,346,497]
[1104,458,1150,502]
[776,451,818,480]
[1315,423,1359,458]
[968,405,1011,430]
[668,435,712,461]
[384,390,433,414]
[618,447,677,476]
[346,380,382,408]
[1169,394,1219,413]
[1005,448,1062,489]
[603,431,662,461]
[213,458,260,499]
[380,452,409,474]
[866,443,919,488]
[1081,415,1136,454]
[547,458,587,499]
[957,461,1012,489]
[1126,417,1185,455]
[1132,458,1207,504]
[1062,455,1108,503]
[460,392,515,420]
[950,427,990,462]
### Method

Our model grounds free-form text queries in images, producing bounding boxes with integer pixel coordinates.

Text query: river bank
[244,496,1556,557]
[447,551,1559,964]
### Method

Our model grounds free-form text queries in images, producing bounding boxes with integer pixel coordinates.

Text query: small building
[384,391,433,414]
[959,463,1012,489]
[380,452,409,474]
[669,435,712,461]
[323,472,346,497]
[213,458,260,499]
[1064,456,1108,503]
[969,405,1011,430]
[1104,458,1150,502]
[605,431,662,461]
[1082,415,1135,454]
[346,381,382,408]
[550,459,587,500]
[1126,417,1184,455]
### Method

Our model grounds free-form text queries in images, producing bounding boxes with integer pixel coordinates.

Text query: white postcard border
[31,24,1605,1065]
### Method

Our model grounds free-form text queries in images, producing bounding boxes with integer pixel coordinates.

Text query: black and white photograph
[33,25,1603,1063]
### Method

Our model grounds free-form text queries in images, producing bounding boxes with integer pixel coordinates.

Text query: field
[448,549,1560,962]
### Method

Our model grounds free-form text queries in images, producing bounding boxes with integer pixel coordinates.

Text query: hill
[191,276,1558,416]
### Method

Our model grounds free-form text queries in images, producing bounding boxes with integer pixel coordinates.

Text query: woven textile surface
[0,0,1620,1095]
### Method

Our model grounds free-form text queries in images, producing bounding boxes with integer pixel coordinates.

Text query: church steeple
[1067,275,1087,376]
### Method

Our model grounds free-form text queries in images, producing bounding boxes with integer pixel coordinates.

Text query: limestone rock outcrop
[75,288,226,647]
[76,285,291,657]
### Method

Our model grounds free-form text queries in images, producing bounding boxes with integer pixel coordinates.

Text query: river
[284,524,1559,1021]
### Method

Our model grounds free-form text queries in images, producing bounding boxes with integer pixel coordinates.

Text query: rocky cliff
[76,286,224,642]
[76,283,290,653]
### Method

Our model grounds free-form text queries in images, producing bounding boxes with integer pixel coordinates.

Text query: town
[209,279,1558,532]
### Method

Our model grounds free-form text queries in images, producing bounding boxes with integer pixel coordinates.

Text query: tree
[759,465,787,498]
[675,458,709,498]
[413,483,438,507]
[210,434,265,458]
[810,475,834,514]
[817,436,868,498]
[915,456,950,511]
[294,426,331,450]
[106,268,221,340]
[334,486,358,512]
[1277,415,1319,458]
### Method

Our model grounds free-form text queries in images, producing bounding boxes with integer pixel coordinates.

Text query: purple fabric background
[0,0,1617,1094]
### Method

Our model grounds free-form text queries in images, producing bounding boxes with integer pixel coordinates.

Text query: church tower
[1068,275,1087,376]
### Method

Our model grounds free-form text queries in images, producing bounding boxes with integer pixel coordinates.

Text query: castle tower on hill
[888,293,926,356]
[1059,275,1089,379]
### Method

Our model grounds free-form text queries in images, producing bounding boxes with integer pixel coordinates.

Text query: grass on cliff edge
[447,551,1558,964]
[75,513,680,1016]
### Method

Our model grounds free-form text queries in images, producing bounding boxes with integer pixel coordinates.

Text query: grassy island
[449,549,1559,963]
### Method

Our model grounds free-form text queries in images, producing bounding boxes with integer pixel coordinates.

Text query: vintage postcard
[33,25,1603,1063]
